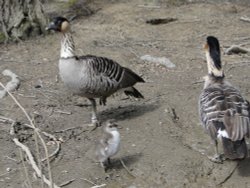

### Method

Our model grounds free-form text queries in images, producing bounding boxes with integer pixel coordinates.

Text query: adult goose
[46,17,144,125]
[199,36,250,163]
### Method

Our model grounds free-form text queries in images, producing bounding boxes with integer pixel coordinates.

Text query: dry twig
[23,123,61,162]
[59,178,76,187]
[91,184,106,188]
[19,149,33,188]
[81,178,106,187]
[120,159,136,178]
[53,110,72,115]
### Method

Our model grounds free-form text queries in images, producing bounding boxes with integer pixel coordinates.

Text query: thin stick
[34,130,45,188]
[0,115,15,123]
[137,5,161,8]
[19,149,33,188]
[0,168,16,177]
[23,124,61,162]
[59,178,76,187]
[81,178,96,186]
[91,184,106,188]
[120,159,136,178]
[54,126,82,133]
[13,138,60,188]
[41,141,61,162]
[191,80,204,85]
[5,155,19,162]
[53,110,72,115]
[217,162,239,186]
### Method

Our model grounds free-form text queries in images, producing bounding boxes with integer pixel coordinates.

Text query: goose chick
[95,120,120,169]
[199,36,250,163]
[46,17,144,126]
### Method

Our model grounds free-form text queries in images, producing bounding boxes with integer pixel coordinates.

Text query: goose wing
[199,84,250,141]
[78,55,144,87]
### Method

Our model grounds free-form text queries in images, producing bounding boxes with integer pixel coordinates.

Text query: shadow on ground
[100,103,160,122]
[238,158,250,177]
[106,153,143,171]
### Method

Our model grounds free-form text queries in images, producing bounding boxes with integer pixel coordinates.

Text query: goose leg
[208,140,224,163]
[107,157,111,165]
[88,98,99,126]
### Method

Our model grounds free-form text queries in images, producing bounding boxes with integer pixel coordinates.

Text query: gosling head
[46,16,70,33]
[105,120,118,132]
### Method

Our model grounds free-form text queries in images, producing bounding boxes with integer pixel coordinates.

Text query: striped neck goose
[199,36,250,163]
[46,17,144,125]
[95,120,120,169]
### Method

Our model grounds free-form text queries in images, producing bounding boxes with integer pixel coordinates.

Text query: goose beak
[46,22,57,31]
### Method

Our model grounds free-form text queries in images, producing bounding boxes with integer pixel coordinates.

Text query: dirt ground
[2,0,250,187]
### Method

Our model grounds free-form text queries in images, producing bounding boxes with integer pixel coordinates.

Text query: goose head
[46,16,70,33]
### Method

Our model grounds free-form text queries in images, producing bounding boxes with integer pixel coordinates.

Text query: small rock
[140,55,176,68]
[6,168,11,172]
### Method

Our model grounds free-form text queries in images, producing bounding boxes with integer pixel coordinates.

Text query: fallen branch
[225,45,250,55]
[0,69,20,99]
[13,138,60,188]
[240,16,250,23]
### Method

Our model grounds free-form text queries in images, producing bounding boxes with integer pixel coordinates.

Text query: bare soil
[1,1,250,187]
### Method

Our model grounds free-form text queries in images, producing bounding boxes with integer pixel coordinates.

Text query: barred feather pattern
[59,33,144,99]
[199,78,250,141]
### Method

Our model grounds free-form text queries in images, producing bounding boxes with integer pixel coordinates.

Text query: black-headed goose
[199,36,250,163]
[46,17,144,126]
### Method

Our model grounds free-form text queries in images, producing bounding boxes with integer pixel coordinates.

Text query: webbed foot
[208,154,225,163]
